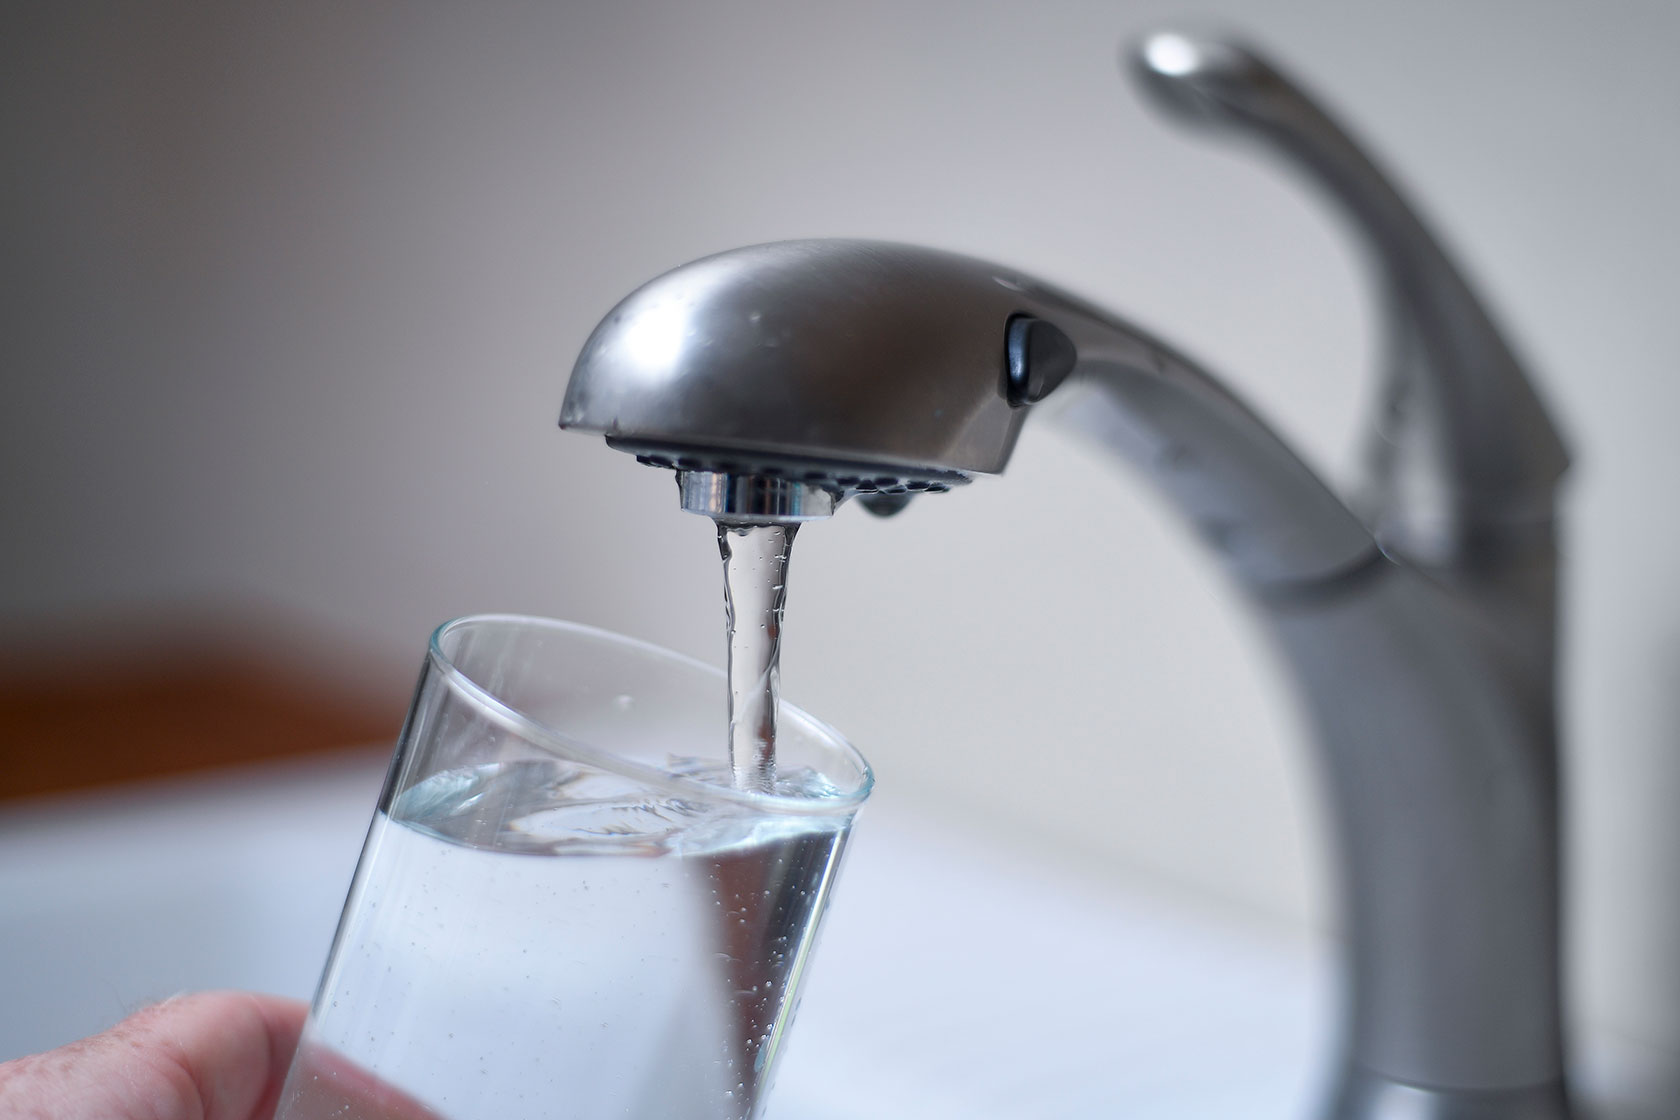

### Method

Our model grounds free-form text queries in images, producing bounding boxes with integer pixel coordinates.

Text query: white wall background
[4,0,1678,1080]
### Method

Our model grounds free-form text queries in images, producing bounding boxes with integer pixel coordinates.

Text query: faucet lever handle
[1130,30,1569,565]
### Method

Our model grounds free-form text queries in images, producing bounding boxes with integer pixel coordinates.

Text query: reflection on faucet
[560,30,1571,1120]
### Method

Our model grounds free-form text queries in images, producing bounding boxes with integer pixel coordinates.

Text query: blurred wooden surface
[0,641,402,802]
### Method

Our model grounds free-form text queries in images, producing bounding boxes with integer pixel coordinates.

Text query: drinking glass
[274,615,872,1120]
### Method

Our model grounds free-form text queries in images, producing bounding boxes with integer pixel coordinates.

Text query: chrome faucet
[560,30,1571,1120]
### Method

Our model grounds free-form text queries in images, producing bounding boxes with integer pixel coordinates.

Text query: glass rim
[426,613,873,816]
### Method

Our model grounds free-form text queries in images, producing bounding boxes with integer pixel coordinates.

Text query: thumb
[0,991,307,1120]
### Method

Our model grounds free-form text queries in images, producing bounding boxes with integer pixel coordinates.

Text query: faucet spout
[559,30,1572,1120]
[561,238,1375,588]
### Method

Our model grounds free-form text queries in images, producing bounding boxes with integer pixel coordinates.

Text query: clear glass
[274,615,872,1120]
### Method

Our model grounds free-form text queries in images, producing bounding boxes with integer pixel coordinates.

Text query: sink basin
[6,751,1667,1115]
[773,804,1329,1118]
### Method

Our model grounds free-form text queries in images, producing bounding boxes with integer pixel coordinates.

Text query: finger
[133,991,309,1120]
[0,991,308,1120]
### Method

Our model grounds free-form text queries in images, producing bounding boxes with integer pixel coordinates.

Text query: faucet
[559,30,1572,1120]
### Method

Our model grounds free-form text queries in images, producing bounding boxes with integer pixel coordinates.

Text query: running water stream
[717,521,798,793]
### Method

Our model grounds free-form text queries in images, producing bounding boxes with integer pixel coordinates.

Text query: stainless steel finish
[1130,31,1569,569]
[1130,34,1569,1113]
[562,239,1030,476]
[560,28,1571,1120]
[565,239,1377,589]
[1265,561,1563,1107]
[1328,1067,1571,1120]
[678,470,838,523]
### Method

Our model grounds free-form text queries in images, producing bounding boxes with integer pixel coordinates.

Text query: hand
[0,991,307,1120]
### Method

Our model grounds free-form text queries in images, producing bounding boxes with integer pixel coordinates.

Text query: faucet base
[1329,1069,1573,1120]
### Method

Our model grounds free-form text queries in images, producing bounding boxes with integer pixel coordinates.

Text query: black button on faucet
[1004,315,1078,406]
